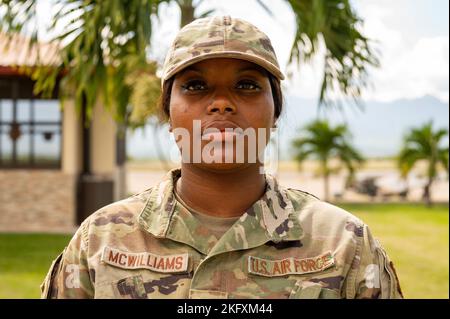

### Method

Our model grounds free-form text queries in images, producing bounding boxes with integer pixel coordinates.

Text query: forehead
[175,58,269,77]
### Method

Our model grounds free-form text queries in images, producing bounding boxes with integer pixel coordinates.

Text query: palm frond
[398,122,449,179]
[291,119,363,180]
[286,0,379,109]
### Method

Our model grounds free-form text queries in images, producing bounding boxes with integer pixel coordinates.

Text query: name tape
[101,246,189,273]
[248,251,335,277]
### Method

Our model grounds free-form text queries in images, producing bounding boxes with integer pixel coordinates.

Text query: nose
[206,100,236,114]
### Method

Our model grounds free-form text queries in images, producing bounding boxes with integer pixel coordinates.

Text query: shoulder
[80,187,155,238]
[285,187,365,238]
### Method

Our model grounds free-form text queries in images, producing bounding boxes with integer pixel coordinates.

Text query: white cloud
[369,36,449,102]
[286,0,449,103]
[357,1,449,103]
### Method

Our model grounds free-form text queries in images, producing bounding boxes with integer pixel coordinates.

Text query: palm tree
[398,122,449,207]
[0,0,378,125]
[292,119,364,201]
[176,0,215,28]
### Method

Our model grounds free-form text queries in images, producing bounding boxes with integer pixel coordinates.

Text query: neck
[176,163,267,218]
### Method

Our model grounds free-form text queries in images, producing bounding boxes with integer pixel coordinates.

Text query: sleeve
[344,224,404,299]
[40,219,95,299]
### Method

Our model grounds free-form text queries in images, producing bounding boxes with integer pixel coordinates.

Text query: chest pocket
[94,246,195,299]
[289,280,340,299]
[94,268,193,299]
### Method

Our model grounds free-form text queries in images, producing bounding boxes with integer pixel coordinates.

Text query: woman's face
[169,58,275,171]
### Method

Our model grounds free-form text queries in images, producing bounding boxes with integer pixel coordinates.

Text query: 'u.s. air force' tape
[248,251,335,277]
[101,246,189,273]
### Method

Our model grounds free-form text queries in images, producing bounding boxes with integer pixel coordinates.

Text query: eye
[236,80,261,91]
[181,80,207,92]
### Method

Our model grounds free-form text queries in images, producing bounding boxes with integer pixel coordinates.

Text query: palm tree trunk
[179,0,196,28]
[423,158,437,207]
[322,160,329,201]
[324,172,330,202]
[422,178,434,207]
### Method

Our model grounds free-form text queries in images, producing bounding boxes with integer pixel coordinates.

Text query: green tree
[0,0,378,125]
[398,122,449,207]
[128,0,214,126]
[292,119,364,201]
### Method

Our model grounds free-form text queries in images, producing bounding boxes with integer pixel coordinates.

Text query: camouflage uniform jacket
[41,168,403,299]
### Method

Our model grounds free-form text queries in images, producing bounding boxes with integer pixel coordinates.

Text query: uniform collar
[138,168,303,256]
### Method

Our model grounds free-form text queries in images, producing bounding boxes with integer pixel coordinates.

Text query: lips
[202,120,242,134]
[201,120,243,141]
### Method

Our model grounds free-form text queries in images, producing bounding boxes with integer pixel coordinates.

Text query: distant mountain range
[127,95,449,161]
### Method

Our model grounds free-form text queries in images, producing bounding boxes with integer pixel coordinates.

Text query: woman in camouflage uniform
[41,16,403,299]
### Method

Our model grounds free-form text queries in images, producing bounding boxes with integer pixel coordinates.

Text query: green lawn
[0,233,71,299]
[340,203,449,299]
[0,203,448,299]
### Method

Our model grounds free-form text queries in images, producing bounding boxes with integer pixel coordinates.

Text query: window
[0,98,62,168]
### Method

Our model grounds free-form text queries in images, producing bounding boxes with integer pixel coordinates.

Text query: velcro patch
[101,246,189,273]
[248,251,335,277]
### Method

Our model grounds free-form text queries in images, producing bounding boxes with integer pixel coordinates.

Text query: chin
[192,161,252,173]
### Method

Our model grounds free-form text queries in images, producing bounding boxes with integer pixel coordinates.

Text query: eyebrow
[236,66,268,77]
[178,64,268,77]
[178,66,203,76]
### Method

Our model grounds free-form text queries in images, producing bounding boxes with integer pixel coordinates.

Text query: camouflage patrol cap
[161,16,285,87]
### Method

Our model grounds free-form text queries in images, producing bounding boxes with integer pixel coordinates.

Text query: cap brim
[162,51,285,85]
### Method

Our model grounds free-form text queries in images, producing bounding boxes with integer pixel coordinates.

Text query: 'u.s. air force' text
[177,303,273,316]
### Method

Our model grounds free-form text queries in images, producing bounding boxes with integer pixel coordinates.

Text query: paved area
[127,168,449,203]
